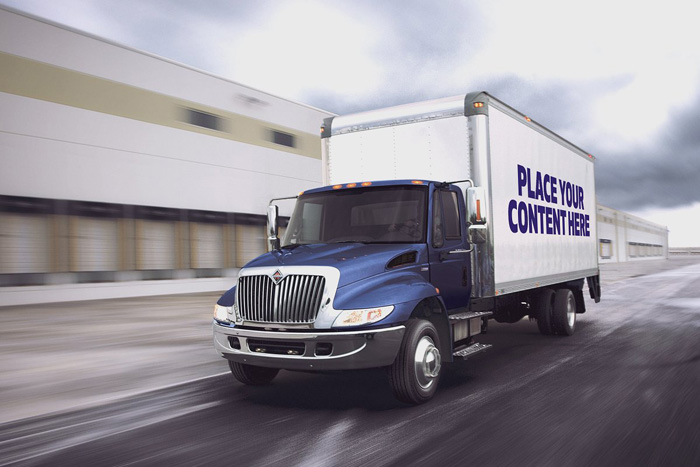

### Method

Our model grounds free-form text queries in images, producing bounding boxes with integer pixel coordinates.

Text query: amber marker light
[411,180,424,185]
[525,116,532,122]
[346,183,357,188]
[361,182,372,186]
[435,287,440,294]
[332,184,342,190]
[473,102,484,108]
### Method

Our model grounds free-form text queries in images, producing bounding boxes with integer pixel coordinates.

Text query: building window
[270,129,296,148]
[183,108,225,131]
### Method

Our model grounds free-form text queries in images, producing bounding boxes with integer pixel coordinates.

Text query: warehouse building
[0,6,332,305]
[0,6,668,306]
[597,205,669,263]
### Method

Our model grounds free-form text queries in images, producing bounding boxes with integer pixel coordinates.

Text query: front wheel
[388,319,442,404]
[228,361,279,385]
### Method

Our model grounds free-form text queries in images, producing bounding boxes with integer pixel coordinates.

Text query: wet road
[2,260,700,466]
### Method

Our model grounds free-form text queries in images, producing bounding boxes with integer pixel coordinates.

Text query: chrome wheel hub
[414,336,441,389]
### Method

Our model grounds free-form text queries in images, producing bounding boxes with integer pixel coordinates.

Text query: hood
[244,243,425,288]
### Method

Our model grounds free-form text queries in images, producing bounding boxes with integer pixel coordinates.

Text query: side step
[452,342,492,359]
[448,311,493,321]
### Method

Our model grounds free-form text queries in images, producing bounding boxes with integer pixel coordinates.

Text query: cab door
[428,187,471,311]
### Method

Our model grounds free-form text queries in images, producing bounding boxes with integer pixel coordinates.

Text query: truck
[212,91,601,404]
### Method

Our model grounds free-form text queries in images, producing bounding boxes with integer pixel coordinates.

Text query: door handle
[439,247,473,261]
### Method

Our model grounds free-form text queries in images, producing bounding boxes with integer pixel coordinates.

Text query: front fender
[333,270,439,324]
[217,286,236,306]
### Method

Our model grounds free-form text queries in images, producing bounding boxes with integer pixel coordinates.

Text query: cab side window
[442,190,461,239]
[432,189,461,249]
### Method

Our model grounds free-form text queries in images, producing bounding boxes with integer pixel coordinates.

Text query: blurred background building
[0,6,668,306]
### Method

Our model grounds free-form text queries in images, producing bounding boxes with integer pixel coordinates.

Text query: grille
[237,274,326,323]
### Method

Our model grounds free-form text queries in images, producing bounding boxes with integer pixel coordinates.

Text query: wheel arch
[409,296,452,363]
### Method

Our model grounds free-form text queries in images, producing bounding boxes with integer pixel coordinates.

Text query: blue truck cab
[213,179,490,404]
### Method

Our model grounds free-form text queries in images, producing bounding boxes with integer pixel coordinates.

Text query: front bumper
[213,322,405,371]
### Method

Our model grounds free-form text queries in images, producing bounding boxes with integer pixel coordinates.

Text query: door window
[442,190,461,239]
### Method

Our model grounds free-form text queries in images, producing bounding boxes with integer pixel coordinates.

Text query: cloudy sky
[3,0,699,246]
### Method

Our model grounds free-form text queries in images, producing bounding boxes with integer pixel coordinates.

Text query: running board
[453,342,492,359]
[448,311,493,321]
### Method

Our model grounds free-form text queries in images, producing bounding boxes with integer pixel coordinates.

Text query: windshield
[282,186,427,246]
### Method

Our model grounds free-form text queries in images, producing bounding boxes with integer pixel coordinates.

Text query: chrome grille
[237,274,326,323]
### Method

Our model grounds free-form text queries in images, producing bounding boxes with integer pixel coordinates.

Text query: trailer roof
[323,91,594,162]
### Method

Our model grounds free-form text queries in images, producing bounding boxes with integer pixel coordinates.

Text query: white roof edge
[330,95,465,135]
[0,4,337,116]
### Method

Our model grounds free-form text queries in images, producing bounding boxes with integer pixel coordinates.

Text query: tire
[536,288,555,335]
[551,288,576,336]
[228,361,279,385]
[388,319,442,404]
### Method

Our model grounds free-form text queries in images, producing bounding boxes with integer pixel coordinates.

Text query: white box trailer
[321,91,599,302]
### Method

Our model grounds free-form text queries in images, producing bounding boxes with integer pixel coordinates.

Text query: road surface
[1,257,699,466]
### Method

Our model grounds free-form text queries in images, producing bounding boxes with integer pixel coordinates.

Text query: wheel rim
[567,294,576,328]
[413,336,441,389]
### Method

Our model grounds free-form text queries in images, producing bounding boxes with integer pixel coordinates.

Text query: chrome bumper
[213,322,405,371]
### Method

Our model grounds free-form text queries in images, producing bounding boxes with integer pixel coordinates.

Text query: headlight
[332,305,394,327]
[214,304,232,323]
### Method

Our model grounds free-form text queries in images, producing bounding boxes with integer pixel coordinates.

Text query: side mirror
[468,224,488,244]
[466,187,488,245]
[466,187,487,225]
[267,204,280,251]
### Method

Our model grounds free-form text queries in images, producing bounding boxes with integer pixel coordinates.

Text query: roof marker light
[411,180,424,185]
[346,183,357,188]
[332,184,342,190]
[525,116,532,122]
[361,182,372,187]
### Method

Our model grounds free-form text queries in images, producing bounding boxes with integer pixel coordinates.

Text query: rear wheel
[536,288,555,335]
[388,319,442,404]
[228,361,279,385]
[552,288,576,336]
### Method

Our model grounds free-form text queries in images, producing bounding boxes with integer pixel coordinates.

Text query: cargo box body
[322,92,598,299]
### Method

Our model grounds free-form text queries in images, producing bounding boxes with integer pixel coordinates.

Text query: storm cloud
[595,93,700,210]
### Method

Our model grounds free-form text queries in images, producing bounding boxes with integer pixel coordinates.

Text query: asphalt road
[2,258,699,466]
